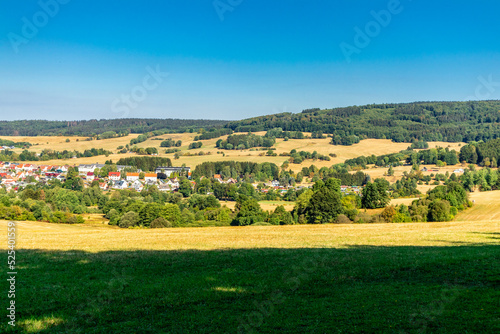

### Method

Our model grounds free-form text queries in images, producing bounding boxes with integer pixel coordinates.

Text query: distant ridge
[0,118,228,136]
[2,100,500,143]
[225,100,500,143]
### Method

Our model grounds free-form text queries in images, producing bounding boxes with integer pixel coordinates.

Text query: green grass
[2,240,499,333]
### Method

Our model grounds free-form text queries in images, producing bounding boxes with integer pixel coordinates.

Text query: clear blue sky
[1,0,500,121]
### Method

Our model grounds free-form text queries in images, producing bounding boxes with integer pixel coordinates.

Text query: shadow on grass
[2,245,499,334]
[469,232,500,240]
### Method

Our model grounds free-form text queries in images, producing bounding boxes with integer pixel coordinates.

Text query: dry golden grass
[360,164,472,183]
[279,138,410,172]
[258,200,295,212]
[456,190,500,222]
[426,141,465,151]
[2,134,142,153]
[81,213,114,225]
[220,200,295,212]
[1,219,498,253]
[1,190,497,253]
[359,165,412,182]
[390,197,420,206]
[220,201,236,211]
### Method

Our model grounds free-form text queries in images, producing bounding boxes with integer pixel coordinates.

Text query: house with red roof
[109,172,121,181]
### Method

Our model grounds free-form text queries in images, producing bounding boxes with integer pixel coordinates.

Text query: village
[0,162,187,193]
[0,161,365,195]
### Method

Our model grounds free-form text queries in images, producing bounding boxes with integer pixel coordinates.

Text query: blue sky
[1,0,500,121]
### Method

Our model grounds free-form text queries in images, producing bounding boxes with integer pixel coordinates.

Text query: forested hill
[4,100,500,141]
[224,100,500,143]
[0,118,227,136]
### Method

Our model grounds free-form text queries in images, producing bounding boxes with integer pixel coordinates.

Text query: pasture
[1,219,498,333]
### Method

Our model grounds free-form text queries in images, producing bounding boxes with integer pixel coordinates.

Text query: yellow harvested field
[426,141,465,151]
[220,201,236,211]
[259,200,295,212]
[81,213,112,224]
[220,200,295,212]
[456,190,500,222]
[1,219,497,253]
[390,197,420,206]
[1,134,142,153]
[360,164,476,190]
[1,187,498,252]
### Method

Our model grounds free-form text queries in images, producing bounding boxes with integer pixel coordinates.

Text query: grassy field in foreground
[1,220,499,333]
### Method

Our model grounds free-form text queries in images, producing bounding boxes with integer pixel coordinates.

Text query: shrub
[67,215,85,224]
[119,211,140,228]
[150,217,172,228]
[334,214,352,224]
[427,200,452,222]
[354,212,372,224]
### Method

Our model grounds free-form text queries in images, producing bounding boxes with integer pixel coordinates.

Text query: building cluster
[105,172,181,193]
[0,162,190,193]
[258,180,291,194]
[212,174,237,184]
[421,166,465,174]
[340,185,363,194]
[0,162,67,190]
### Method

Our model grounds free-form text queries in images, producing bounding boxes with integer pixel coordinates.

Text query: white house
[132,180,144,192]
[158,180,179,191]
[22,164,36,171]
[79,164,106,173]
[109,172,121,181]
[155,166,191,177]
[144,173,157,183]
[126,173,140,182]
[166,179,179,189]
[113,180,128,190]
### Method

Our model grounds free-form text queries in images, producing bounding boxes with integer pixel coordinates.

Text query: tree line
[115,157,172,171]
[194,128,233,141]
[216,134,276,150]
[0,139,32,148]
[193,161,280,181]
[0,119,228,136]
[459,139,500,167]
[0,148,113,162]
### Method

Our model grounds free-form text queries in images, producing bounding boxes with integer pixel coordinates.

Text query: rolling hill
[225,100,500,143]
